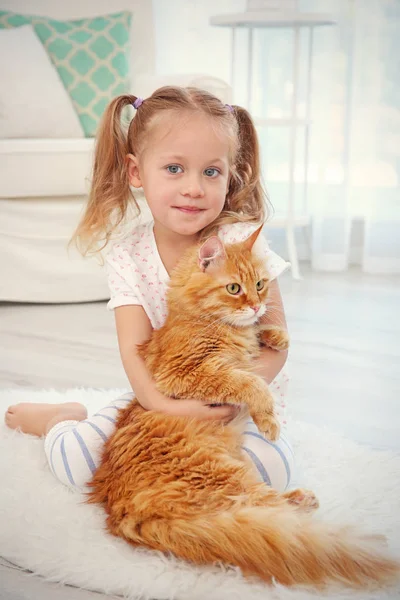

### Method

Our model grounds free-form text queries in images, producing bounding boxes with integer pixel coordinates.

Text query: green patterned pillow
[0,10,131,137]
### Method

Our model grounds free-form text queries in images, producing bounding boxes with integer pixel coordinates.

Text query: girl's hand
[157,397,240,423]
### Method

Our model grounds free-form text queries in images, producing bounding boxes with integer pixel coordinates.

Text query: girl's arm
[114,305,238,421]
[253,280,289,383]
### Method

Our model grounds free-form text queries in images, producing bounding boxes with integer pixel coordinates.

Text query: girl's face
[128,112,231,239]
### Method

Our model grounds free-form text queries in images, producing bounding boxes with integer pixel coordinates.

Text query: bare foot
[4,402,87,437]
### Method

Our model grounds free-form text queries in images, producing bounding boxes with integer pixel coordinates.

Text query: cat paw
[259,326,290,352]
[253,413,281,442]
[283,488,319,512]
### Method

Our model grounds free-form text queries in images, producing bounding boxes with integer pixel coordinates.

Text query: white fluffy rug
[0,388,399,600]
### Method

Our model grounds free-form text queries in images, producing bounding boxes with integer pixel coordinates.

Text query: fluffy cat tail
[127,504,399,589]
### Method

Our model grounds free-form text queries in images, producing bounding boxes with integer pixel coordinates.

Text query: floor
[1,264,399,453]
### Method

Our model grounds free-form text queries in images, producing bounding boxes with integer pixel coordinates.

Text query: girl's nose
[181,176,205,198]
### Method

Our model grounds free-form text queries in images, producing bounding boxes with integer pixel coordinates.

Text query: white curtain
[153,0,400,274]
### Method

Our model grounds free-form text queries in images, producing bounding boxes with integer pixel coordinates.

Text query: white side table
[210,7,335,279]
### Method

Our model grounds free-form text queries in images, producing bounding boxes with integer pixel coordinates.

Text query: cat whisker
[262,307,282,317]
[185,315,226,342]
[261,305,284,318]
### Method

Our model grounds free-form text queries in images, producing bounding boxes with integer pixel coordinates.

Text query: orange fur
[87,233,399,589]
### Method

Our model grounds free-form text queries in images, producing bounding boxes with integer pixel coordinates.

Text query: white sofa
[0,0,231,303]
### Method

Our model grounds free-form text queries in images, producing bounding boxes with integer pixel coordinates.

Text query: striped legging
[44,392,295,493]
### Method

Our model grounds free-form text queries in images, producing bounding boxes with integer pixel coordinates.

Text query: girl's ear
[126,154,142,188]
[198,236,226,272]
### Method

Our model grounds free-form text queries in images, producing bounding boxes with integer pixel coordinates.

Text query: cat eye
[226,283,241,295]
[256,280,265,291]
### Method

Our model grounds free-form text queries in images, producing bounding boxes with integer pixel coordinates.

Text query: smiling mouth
[174,206,204,213]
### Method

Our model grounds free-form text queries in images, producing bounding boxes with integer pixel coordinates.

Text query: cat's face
[197,247,270,326]
[169,228,271,327]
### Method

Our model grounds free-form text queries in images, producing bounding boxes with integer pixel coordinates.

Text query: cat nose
[251,306,260,313]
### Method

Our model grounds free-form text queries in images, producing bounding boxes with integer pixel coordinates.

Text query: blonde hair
[71,86,270,255]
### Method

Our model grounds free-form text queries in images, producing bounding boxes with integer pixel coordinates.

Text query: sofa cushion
[0,10,131,137]
[0,25,84,139]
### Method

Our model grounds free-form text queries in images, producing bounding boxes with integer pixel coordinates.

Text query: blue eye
[167,165,183,174]
[204,168,219,178]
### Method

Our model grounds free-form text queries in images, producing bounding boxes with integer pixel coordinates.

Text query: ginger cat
[88,227,399,589]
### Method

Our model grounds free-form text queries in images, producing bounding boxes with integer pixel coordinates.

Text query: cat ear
[243,225,264,251]
[198,236,226,272]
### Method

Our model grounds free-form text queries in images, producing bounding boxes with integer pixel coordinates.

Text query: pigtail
[71,94,140,255]
[226,106,268,223]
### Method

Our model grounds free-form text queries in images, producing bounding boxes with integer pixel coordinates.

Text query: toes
[4,405,25,429]
[4,411,15,428]
[5,407,13,422]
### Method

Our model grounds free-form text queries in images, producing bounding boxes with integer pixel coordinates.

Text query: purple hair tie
[133,97,143,109]
[225,104,234,113]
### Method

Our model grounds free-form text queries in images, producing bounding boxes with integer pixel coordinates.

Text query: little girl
[5,86,294,493]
